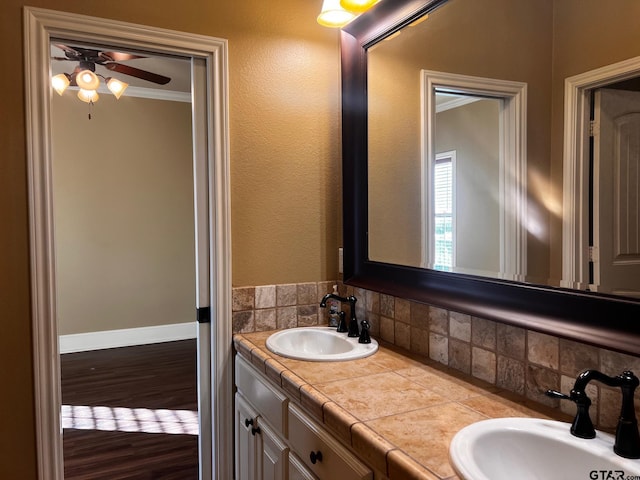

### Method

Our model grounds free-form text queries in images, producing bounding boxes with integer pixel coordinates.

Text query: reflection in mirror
[564,80,640,299]
[432,92,502,276]
[369,61,527,280]
[562,58,640,299]
[592,88,640,298]
[342,0,640,356]
[364,0,640,298]
[367,0,545,285]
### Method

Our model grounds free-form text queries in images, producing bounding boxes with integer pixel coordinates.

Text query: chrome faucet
[319,293,359,337]
[546,369,640,459]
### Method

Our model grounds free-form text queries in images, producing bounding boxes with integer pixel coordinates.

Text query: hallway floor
[61,339,199,479]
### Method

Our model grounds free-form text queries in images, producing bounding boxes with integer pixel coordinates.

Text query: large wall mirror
[341,0,640,355]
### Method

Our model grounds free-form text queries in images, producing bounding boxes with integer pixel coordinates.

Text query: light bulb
[339,0,378,13]
[75,69,100,90]
[77,89,99,103]
[51,73,70,95]
[317,0,356,28]
[106,77,128,99]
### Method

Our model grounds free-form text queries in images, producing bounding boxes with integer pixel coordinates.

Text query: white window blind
[434,156,453,271]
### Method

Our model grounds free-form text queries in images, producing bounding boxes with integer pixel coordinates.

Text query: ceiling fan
[52,44,172,86]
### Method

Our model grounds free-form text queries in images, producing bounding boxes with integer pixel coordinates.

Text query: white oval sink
[450,417,640,480]
[265,326,378,362]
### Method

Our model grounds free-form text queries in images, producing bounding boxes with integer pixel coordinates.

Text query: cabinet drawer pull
[244,418,254,428]
[251,426,261,436]
[309,450,323,464]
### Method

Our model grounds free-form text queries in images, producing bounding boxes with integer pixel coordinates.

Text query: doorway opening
[24,7,231,480]
[421,70,528,280]
[50,40,200,477]
[563,57,640,299]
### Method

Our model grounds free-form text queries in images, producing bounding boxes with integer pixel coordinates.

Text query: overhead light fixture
[339,0,378,13]
[317,0,356,28]
[75,69,100,90]
[77,88,99,103]
[51,73,71,95]
[106,77,128,99]
[51,70,128,103]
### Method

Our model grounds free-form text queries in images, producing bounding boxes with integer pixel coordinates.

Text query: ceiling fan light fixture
[75,69,100,90]
[339,0,378,13]
[106,77,128,99]
[317,0,356,27]
[51,73,70,95]
[77,88,99,103]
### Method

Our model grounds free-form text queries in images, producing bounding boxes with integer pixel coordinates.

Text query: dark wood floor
[61,340,199,479]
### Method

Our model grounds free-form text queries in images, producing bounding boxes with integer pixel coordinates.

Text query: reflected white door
[593,88,640,297]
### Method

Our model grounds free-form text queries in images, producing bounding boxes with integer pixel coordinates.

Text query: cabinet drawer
[235,355,288,435]
[288,404,372,480]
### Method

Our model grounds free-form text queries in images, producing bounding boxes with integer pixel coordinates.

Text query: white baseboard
[59,322,197,354]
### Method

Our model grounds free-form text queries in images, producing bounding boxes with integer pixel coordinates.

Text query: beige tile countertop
[233,330,571,480]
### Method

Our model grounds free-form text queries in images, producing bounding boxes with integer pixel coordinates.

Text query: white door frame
[421,70,528,280]
[23,7,232,479]
[562,56,640,290]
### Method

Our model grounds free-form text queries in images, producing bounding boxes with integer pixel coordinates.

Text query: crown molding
[68,84,191,102]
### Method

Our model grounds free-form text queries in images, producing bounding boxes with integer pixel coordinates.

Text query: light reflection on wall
[61,404,199,435]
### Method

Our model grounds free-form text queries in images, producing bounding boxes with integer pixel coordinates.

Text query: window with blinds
[433,154,454,271]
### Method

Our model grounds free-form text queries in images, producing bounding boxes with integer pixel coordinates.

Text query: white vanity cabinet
[234,355,373,480]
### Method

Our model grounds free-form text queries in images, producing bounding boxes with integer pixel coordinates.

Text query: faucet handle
[358,320,371,344]
[545,389,571,401]
[619,370,639,387]
[613,370,640,459]
[347,310,360,338]
[546,389,595,439]
[336,311,348,333]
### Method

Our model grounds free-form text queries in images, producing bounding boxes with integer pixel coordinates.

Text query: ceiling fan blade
[53,43,81,56]
[104,62,171,85]
[99,51,146,62]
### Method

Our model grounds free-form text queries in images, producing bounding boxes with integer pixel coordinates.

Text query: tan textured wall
[0,0,340,476]
[51,95,195,335]
[228,19,342,287]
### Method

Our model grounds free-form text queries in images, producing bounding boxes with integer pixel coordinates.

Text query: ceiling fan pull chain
[88,100,94,120]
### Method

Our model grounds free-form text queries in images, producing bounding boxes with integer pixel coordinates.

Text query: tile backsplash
[232,281,337,333]
[232,281,640,430]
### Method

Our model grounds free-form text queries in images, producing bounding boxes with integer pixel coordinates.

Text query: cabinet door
[235,393,259,480]
[289,453,318,480]
[256,419,288,480]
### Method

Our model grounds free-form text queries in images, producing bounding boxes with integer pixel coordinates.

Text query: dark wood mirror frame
[340,0,640,356]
